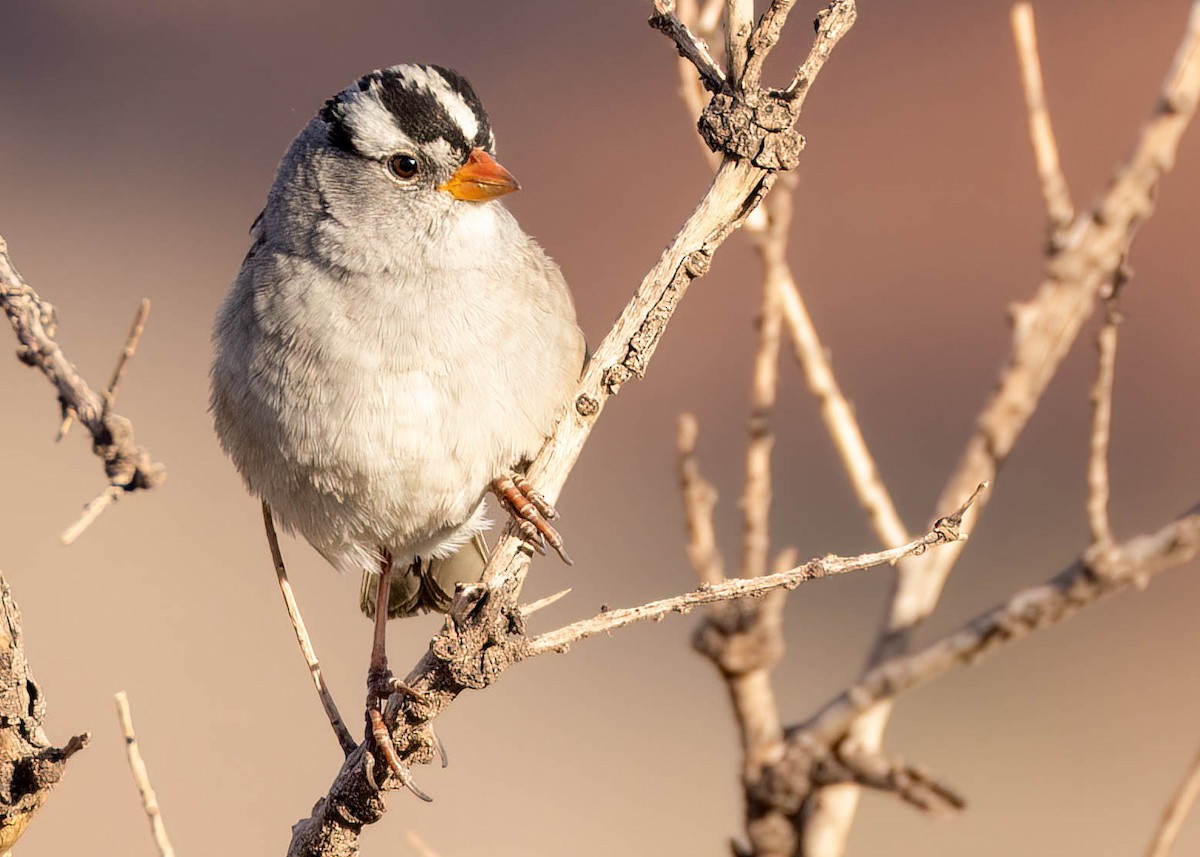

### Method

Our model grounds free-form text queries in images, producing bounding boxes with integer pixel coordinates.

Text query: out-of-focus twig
[1144,744,1200,857]
[795,508,1200,757]
[1087,298,1120,550]
[1011,3,1074,234]
[114,692,175,857]
[804,7,1200,853]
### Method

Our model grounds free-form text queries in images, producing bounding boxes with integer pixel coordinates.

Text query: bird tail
[359,534,490,620]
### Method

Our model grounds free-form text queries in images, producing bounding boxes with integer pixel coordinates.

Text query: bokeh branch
[1144,743,1200,857]
[804,5,1200,851]
[0,235,165,540]
[285,4,858,854]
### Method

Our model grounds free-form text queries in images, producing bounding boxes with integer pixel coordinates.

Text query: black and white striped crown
[320,64,495,160]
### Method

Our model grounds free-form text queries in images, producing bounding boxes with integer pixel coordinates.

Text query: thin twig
[678,414,726,585]
[531,488,981,656]
[1144,744,1200,857]
[744,0,800,92]
[740,211,785,581]
[1087,298,1120,549]
[650,1,728,93]
[103,298,151,416]
[288,6,858,852]
[795,508,1200,750]
[115,691,176,857]
[405,831,444,857]
[263,502,357,755]
[1011,3,1074,233]
[725,0,755,87]
[0,235,165,532]
[60,485,123,546]
[519,588,573,618]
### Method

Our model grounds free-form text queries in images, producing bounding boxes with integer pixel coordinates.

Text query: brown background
[2,1,1198,854]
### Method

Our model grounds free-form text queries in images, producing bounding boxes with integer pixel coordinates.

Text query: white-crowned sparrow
[210,64,585,781]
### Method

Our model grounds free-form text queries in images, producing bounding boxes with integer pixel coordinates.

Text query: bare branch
[60,485,123,546]
[263,503,357,756]
[678,414,726,585]
[785,1,859,102]
[286,7,858,852]
[1144,744,1200,857]
[0,570,89,855]
[796,508,1200,751]
[405,831,444,857]
[744,0,800,92]
[1011,3,1074,233]
[739,199,786,581]
[114,692,175,857]
[103,298,151,415]
[1087,298,1120,549]
[0,235,165,533]
[650,1,728,93]
[530,495,979,657]
[725,0,755,87]
[519,588,573,618]
[803,11,1200,848]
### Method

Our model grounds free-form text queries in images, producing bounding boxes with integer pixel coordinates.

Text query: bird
[209,63,586,790]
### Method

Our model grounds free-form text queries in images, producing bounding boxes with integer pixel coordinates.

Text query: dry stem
[1087,299,1120,549]
[262,503,356,755]
[114,692,175,857]
[286,7,859,853]
[532,507,973,655]
[0,235,165,538]
[796,507,1200,755]
[1011,3,1074,233]
[1144,744,1200,857]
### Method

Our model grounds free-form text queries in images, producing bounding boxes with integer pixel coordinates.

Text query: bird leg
[365,552,433,802]
[491,472,572,564]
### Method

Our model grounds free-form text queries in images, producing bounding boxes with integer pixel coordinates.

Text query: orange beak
[438,148,520,201]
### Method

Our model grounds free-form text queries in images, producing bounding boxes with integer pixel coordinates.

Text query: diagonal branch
[1144,743,1200,857]
[286,6,860,853]
[0,235,166,538]
[532,502,976,657]
[263,503,357,755]
[794,507,1200,751]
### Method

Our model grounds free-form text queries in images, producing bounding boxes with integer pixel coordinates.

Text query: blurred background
[2,1,1198,854]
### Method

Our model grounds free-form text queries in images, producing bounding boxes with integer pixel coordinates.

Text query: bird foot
[492,473,572,564]
[365,667,434,801]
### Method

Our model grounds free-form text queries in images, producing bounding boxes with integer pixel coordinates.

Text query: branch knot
[699,93,806,171]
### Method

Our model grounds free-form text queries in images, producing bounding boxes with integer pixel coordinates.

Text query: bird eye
[387,154,419,180]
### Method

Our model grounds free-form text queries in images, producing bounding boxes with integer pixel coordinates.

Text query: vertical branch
[1086,298,1120,550]
[678,415,727,586]
[1011,3,1074,234]
[725,0,755,87]
[114,692,175,857]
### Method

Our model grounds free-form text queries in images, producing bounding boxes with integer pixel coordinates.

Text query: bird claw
[492,473,572,565]
[366,669,434,801]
